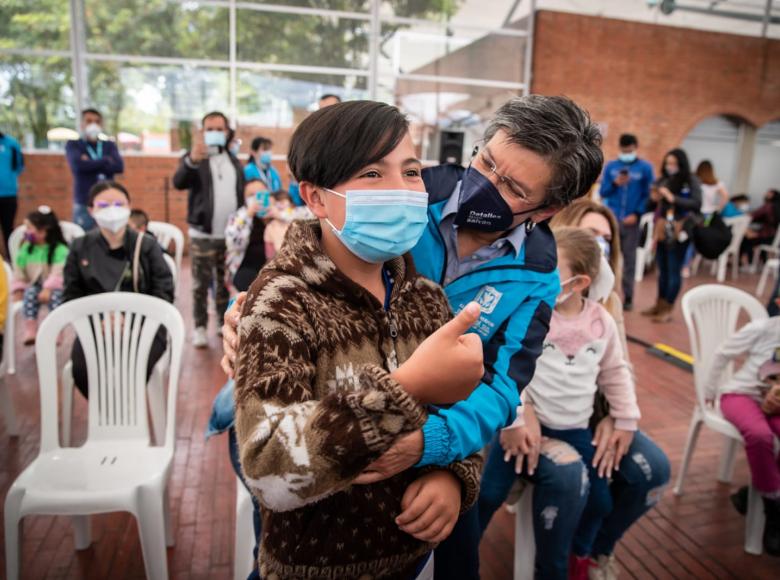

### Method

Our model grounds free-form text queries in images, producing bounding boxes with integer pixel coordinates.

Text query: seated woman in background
[224,178,270,293]
[12,206,69,345]
[63,180,173,398]
[742,188,780,266]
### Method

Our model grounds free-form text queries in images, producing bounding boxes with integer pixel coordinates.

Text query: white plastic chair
[634,212,656,283]
[692,216,751,283]
[676,284,769,554]
[750,227,780,274]
[61,258,178,447]
[4,292,184,580]
[147,222,184,287]
[1,261,19,436]
[234,477,255,580]
[513,484,535,580]
[7,221,85,375]
[756,257,779,297]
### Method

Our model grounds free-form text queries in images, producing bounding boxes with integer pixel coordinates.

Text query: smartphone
[256,190,271,216]
[619,169,629,177]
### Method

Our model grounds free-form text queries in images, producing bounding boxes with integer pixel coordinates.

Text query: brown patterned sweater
[234,220,482,580]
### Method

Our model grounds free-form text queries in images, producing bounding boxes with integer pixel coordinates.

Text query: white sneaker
[589,554,619,580]
[192,326,208,348]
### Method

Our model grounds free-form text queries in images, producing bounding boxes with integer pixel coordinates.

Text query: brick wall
[14,153,290,249]
[532,10,780,169]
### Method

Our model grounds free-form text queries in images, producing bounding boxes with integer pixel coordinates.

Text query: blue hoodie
[412,165,560,466]
[0,134,24,198]
[599,157,654,222]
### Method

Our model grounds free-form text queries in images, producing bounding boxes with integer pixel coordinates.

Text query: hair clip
[38,205,52,214]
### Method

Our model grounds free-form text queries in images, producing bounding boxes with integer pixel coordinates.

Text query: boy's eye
[361,170,380,178]
[405,169,421,177]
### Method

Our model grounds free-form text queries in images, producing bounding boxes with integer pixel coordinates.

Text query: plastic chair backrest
[59,220,85,244]
[682,284,768,410]
[723,215,751,254]
[35,293,184,452]
[1,261,13,373]
[162,253,177,292]
[147,222,184,277]
[8,221,84,267]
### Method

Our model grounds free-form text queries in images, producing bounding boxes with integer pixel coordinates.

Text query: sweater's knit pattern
[235,220,481,579]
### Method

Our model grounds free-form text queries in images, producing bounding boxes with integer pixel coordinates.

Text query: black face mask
[454,166,545,232]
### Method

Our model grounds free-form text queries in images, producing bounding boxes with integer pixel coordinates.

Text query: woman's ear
[299,182,327,218]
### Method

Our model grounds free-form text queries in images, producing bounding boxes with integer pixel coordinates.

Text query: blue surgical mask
[324,188,429,264]
[454,166,541,232]
[204,130,226,148]
[618,152,636,163]
[259,151,273,166]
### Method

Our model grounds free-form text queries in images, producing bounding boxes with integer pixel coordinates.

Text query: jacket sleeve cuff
[613,418,638,431]
[418,455,483,514]
[417,414,451,467]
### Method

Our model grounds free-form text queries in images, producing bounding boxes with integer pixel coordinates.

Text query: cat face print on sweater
[543,306,608,368]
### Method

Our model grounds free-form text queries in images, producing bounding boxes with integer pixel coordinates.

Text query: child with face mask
[479,227,640,580]
[233,100,485,580]
[12,206,69,345]
[262,190,296,259]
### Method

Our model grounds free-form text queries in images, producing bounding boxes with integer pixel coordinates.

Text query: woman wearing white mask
[62,180,174,398]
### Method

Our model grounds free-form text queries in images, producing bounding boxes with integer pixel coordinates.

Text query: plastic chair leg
[72,515,92,550]
[234,478,255,580]
[513,485,535,580]
[717,437,739,484]
[4,487,23,580]
[674,413,703,496]
[136,486,170,580]
[757,262,771,296]
[163,489,175,548]
[745,485,765,555]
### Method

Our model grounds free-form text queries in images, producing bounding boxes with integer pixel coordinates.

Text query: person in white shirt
[173,111,244,348]
[695,160,729,216]
[706,311,780,555]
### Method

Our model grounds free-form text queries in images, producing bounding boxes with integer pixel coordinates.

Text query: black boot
[764,496,780,557]
[730,486,749,515]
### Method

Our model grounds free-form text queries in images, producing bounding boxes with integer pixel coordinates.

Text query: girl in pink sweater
[501,227,641,575]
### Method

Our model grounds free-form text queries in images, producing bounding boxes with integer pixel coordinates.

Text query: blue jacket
[65,139,124,205]
[244,161,282,193]
[599,158,654,221]
[0,134,24,198]
[412,164,559,466]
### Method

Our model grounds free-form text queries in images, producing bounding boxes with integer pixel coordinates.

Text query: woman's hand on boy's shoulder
[221,292,247,378]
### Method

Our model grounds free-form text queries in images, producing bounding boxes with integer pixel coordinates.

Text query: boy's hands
[396,470,461,543]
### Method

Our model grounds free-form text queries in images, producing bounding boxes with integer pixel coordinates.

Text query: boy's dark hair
[619,133,638,148]
[484,95,603,206]
[319,94,342,103]
[288,100,409,189]
[26,207,67,264]
[730,193,750,203]
[88,180,131,207]
[129,208,149,229]
[81,108,102,119]
[251,137,273,151]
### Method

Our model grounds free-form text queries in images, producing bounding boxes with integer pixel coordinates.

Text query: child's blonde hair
[554,226,601,283]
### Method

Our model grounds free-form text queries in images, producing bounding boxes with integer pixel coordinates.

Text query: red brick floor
[1,259,780,579]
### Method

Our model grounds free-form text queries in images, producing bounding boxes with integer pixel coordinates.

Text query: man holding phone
[173,111,245,348]
[599,133,654,310]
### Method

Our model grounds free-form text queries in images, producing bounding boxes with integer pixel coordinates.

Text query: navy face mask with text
[454,166,541,232]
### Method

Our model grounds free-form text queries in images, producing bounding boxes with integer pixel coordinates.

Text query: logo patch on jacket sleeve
[474,285,503,314]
